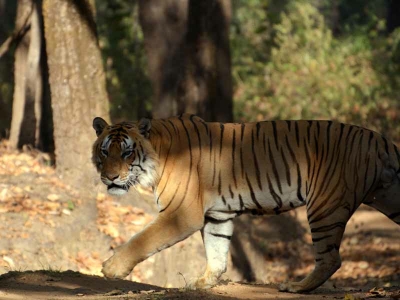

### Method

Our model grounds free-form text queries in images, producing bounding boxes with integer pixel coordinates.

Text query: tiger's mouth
[107,183,129,195]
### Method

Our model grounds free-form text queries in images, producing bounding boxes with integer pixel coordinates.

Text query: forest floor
[0,140,399,300]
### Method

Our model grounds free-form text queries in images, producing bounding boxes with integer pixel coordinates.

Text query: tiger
[92,113,400,293]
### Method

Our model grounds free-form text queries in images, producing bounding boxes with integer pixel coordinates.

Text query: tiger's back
[152,117,399,216]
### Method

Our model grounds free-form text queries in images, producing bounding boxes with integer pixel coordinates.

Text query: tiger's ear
[93,117,108,137]
[138,118,151,138]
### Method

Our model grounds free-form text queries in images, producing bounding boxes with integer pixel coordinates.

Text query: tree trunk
[42,0,110,184]
[9,0,43,149]
[387,0,400,33]
[139,0,233,122]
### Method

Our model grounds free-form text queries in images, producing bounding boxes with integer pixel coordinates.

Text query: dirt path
[0,270,399,300]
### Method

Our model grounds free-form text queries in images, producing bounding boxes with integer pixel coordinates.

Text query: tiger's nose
[107,174,119,181]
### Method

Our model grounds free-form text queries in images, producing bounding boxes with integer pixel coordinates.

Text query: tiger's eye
[122,150,133,158]
[101,149,108,157]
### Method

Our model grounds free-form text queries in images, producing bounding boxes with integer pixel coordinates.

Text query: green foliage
[233,1,400,141]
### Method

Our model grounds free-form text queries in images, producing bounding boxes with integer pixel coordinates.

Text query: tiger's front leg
[102,210,204,279]
[190,218,234,289]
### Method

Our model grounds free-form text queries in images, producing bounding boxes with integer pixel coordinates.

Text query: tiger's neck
[147,119,177,188]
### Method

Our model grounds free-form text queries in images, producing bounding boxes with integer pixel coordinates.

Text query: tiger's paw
[102,246,135,279]
[187,275,218,290]
[278,281,307,293]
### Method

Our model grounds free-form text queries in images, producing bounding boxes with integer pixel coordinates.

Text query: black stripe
[219,123,225,157]
[221,195,226,205]
[210,233,232,240]
[268,139,282,194]
[312,235,333,243]
[271,121,279,150]
[382,136,389,154]
[252,129,262,190]
[167,120,178,135]
[348,127,359,160]
[229,184,234,198]
[256,122,261,140]
[263,132,267,154]
[286,120,291,132]
[266,172,283,208]
[304,138,311,178]
[311,222,346,233]
[368,131,373,149]
[245,174,263,209]
[158,122,173,179]
[325,121,332,161]
[190,115,202,159]
[281,147,291,186]
[285,135,297,163]
[199,118,209,133]
[159,181,181,213]
[205,216,232,224]
[336,123,346,145]
[239,194,245,210]
[307,121,312,144]
[295,122,300,146]
[232,128,237,187]
[296,163,304,202]
[314,134,319,158]
[218,170,222,195]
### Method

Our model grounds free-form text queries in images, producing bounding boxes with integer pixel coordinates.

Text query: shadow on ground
[0,270,399,300]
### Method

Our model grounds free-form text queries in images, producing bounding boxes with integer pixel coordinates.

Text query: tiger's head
[92,117,159,195]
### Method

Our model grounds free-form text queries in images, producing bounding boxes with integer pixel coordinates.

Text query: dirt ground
[0,140,399,300]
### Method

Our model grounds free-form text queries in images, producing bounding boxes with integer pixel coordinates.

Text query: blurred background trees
[139,0,233,121]
[2,0,400,147]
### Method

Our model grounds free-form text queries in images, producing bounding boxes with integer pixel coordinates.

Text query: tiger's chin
[107,184,129,196]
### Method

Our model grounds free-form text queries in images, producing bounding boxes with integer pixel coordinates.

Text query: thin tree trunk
[9,0,43,149]
[0,0,16,138]
[42,0,110,184]
[139,0,233,122]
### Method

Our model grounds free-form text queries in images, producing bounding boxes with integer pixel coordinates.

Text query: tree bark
[139,0,233,122]
[42,0,110,184]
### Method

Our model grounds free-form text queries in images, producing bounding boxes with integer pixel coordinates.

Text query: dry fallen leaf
[47,194,60,202]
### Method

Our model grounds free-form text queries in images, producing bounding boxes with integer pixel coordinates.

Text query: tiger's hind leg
[190,218,234,289]
[279,198,352,293]
[365,174,400,225]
